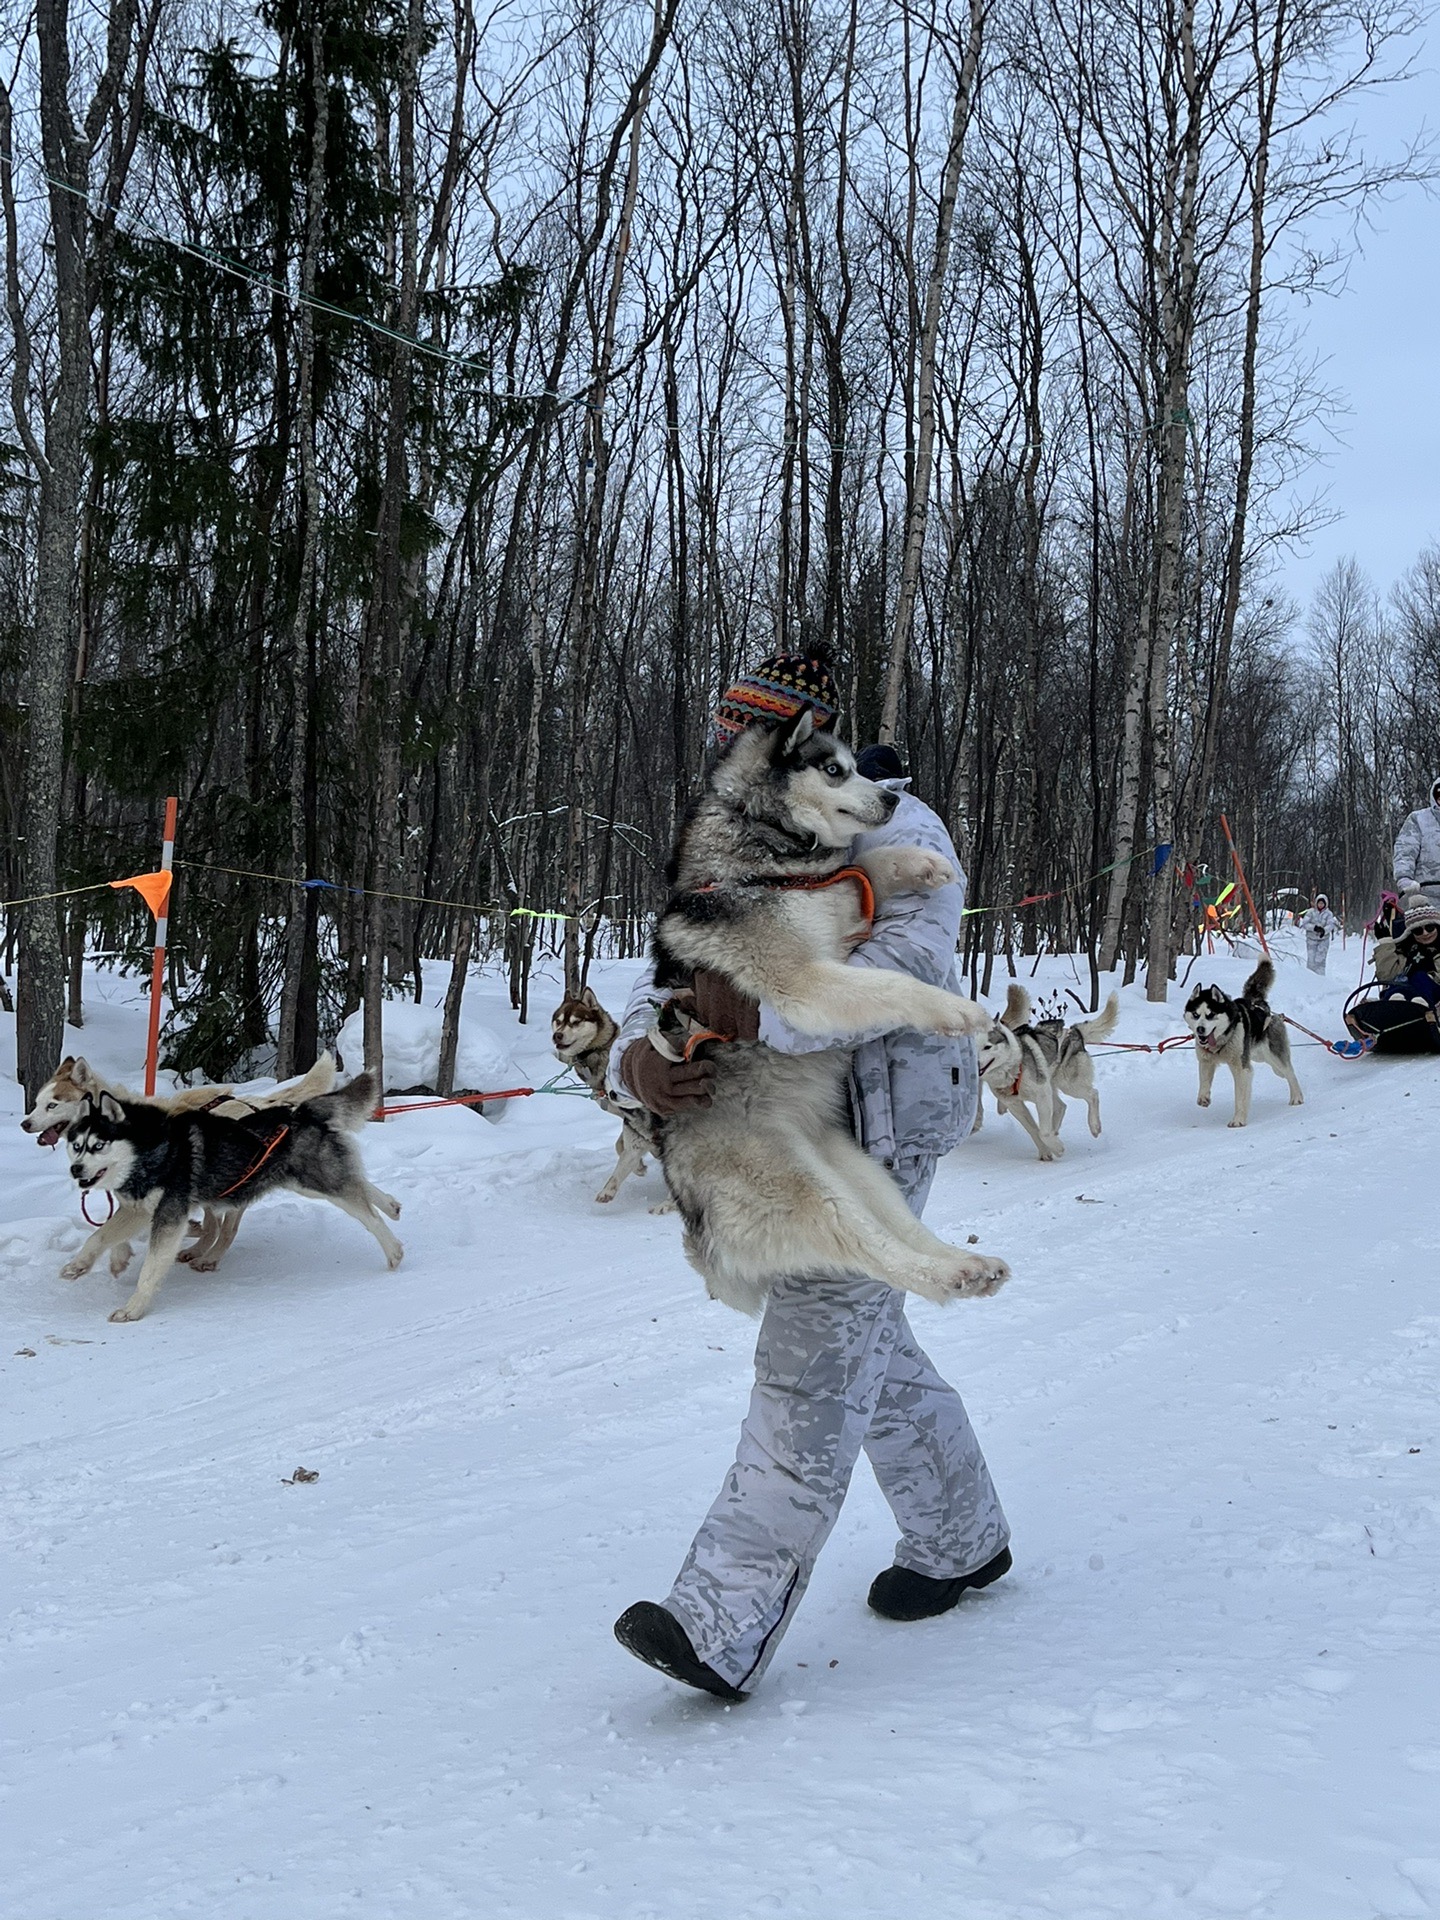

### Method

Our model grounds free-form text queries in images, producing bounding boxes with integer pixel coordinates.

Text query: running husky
[650,707,1010,1315]
[1183,959,1304,1126]
[976,985,1119,1161]
[551,986,671,1211]
[26,1054,336,1277]
[63,1074,402,1321]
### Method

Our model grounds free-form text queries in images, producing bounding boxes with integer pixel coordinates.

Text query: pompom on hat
[1400,890,1440,936]
[711,652,839,748]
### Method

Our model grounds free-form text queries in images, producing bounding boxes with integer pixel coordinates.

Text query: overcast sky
[1277,54,1437,614]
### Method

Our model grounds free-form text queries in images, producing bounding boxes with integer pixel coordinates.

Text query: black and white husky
[63,1075,402,1321]
[1183,960,1303,1127]
[976,984,1119,1161]
[26,1053,337,1276]
[649,706,1010,1315]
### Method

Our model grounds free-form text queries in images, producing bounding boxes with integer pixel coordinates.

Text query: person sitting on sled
[1373,892,1440,1009]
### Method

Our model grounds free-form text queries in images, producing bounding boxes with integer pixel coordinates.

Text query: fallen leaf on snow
[282,1467,320,1485]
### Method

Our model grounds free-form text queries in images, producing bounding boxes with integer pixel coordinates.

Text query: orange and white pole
[1219,812,1270,958]
[143,797,178,1096]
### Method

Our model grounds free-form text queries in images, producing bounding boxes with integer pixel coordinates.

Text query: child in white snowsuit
[1299,895,1340,974]
[607,669,1010,1701]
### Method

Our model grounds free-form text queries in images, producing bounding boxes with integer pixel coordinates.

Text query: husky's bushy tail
[1075,992,1120,1044]
[301,1071,378,1131]
[1242,959,1275,1003]
[1001,982,1030,1028]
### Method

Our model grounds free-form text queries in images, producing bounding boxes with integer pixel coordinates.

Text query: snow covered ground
[4,935,1438,1920]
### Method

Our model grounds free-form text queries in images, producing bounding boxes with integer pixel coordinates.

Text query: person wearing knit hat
[710,651,839,750]
[604,669,1008,1700]
[1373,891,1440,1004]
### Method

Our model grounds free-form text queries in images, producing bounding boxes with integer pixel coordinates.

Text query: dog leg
[365,1184,402,1219]
[767,964,989,1041]
[1065,1059,1103,1137]
[186,1207,243,1273]
[1271,1055,1304,1107]
[998,1094,1063,1162]
[322,1191,405,1269]
[672,1130,1008,1307]
[1228,1063,1252,1128]
[1196,1052,1217,1109]
[1050,1090,1068,1135]
[110,1204,190,1321]
[60,1202,146,1281]
[855,846,956,902]
[596,1124,646,1203]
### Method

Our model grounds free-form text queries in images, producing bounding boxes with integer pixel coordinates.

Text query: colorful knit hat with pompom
[711,652,839,749]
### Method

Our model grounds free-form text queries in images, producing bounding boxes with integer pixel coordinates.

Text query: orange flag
[109,870,173,919]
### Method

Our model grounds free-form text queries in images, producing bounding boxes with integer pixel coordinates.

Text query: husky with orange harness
[649,706,1008,1315]
[61,1074,401,1321]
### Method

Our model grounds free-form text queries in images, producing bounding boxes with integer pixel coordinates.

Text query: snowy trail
[4,949,1438,1919]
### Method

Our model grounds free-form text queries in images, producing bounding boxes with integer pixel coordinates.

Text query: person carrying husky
[607,657,1010,1702]
[1393,778,1440,897]
[1298,894,1340,974]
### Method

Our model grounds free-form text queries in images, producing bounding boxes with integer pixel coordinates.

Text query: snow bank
[335,997,520,1093]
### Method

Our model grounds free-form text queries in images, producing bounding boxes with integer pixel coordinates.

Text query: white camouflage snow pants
[663,1154,1009,1690]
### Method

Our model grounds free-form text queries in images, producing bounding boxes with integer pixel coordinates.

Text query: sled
[1343,991,1440,1055]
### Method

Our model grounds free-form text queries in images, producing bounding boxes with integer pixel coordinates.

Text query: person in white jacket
[1393,778,1440,896]
[1298,895,1340,974]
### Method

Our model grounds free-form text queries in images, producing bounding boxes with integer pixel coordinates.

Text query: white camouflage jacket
[1394,793,1440,893]
[606,783,978,1168]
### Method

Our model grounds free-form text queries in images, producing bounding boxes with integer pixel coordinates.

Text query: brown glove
[690,968,761,1043]
[620,1037,716,1114]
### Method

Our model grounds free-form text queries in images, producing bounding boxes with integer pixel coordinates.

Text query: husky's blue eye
[823,762,845,780]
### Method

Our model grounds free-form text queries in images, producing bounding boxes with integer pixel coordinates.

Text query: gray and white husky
[64,1074,402,1321]
[650,706,1010,1315]
[1183,959,1303,1127]
[976,984,1119,1161]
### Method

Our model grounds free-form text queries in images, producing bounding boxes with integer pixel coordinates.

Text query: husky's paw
[1227,1117,1247,1129]
[940,1251,1011,1300]
[374,1190,402,1219]
[933,994,991,1039]
[385,1243,405,1271]
[1289,1091,1304,1106]
[863,847,957,898]
[109,1244,134,1276]
[594,1189,617,1204]
[1197,1093,1211,1108]
[59,1256,93,1281]
[1038,1137,1065,1161]
[188,1255,221,1273]
[108,1298,148,1323]
[648,1197,678,1216]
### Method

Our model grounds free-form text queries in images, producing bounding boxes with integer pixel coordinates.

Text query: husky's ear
[97,1091,125,1123]
[775,704,816,759]
[580,984,600,1009]
[71,1057,97,1089]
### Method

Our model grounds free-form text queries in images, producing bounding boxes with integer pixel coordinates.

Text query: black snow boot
[614,1602,747,1702]
[867,1545,1013,1622]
